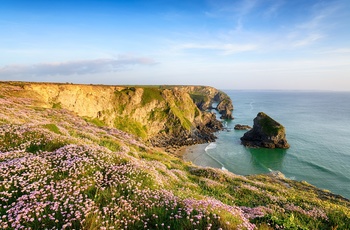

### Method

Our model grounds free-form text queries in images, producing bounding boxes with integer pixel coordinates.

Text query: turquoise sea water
[184,90,350,199]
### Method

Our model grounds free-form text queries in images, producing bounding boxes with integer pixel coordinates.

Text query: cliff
[0,82,232,149]
[181,85,234,119]
[241,112,290,149]
[1,83,349,230]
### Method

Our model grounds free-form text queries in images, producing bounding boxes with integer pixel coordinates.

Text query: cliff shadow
[247,148,287,173]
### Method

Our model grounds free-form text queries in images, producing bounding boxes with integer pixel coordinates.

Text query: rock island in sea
[241,112,290,149]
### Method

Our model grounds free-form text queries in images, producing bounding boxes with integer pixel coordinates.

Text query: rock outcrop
[234,124,252,130]
[183,86,234,120]
[1,82,233,149]
[240,112,290,149]
[214,92,234,119]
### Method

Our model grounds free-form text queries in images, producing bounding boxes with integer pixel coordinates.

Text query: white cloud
[0,56,157,77]
[177,42,257,55]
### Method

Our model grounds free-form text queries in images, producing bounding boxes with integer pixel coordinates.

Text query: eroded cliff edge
[1,82,233,150]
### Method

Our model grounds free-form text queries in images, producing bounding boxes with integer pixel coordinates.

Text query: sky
[0,0,350,91]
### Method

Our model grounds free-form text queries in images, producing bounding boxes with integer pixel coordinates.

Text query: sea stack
[240,112,290,149]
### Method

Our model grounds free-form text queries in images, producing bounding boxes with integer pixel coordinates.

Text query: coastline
[178,143,224,169]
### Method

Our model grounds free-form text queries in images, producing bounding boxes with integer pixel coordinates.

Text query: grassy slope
[0,84,349,230]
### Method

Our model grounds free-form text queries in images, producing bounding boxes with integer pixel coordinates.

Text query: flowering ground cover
[0,83,349,229]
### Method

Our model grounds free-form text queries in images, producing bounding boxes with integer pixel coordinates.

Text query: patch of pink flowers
[284,203,328,220]
[0,143,256,229]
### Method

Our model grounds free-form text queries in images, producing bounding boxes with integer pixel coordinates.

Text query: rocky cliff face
[241,112,290,149]
[1,82,232,149]
[181,86,234,119]
[176,86,233,120]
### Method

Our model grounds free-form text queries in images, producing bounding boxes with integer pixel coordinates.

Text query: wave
[307,161,337,176]
[304,161,350,182]
[249,100,255,111]
[205,143,217,152]
[204,143,227,170]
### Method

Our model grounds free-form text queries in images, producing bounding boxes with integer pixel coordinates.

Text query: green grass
[114,87,136,97]
[86,118,106,127]
[114,116,147,139]
[43,124,61,134]
[189,93,209,105]
[141,87,164,106]
[26,141,65,153]
[149,107,169,122]
[0,118,8,125]
[99,138,121,152]
[52,102,62,109]
[69,129,96,141]
[258,113,283,135]
[169,106,193,131]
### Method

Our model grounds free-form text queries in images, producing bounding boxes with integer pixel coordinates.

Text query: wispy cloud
[219,0,259,17]
[262,0,285,18]
[177,42,257,55]
[241,0,259,15]
[293,33,323,47]
[285,1,342,48]
[205,0,344,50]
[320,48,350,54]
[0,56,156,77]
[205,0,259,30]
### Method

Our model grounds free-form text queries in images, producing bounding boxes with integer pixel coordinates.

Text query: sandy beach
[178,143,223,169]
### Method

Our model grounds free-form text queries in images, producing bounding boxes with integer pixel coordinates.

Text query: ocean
[183,90,350,199]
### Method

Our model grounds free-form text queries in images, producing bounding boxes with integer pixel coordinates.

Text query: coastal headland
[0,81,349,229]
[4,82,232,152]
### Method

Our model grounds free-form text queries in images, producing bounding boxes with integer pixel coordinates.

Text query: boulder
[240,112,290,149]
[234,124,252,130]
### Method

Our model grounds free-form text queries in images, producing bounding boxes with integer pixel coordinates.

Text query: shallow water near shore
[183,90,350,199]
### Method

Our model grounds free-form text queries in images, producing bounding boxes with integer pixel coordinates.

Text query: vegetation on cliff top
[141,87,165,106]
[257,112,284,136]
[0,82,349,229]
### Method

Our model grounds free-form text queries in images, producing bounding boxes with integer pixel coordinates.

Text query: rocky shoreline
[150,114,223,153]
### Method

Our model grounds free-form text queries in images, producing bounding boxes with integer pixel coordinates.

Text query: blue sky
[1,0,349,90]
